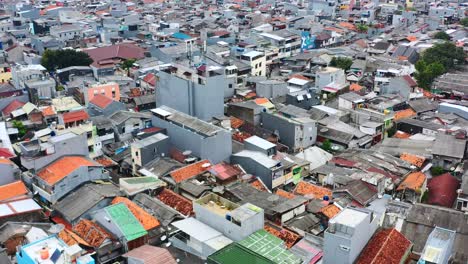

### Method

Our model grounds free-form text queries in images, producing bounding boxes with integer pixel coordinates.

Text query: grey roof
[285,213,320,233]
[278,104,310,118]
[350,59,366,70]
[244,135,276,150]
[227,182,306,217]
[53,183,121,223]
[131,133,168,149]
[317,126,354,144]
[408,98,438,113]
[90,116,113,129]
[374,138,433,158]
[155,106,223,137]
[432,133,466,159]
[133,94,156,106]
[133,193,184,227]
[0,248,11,264]
[0,222,54,244]
[397,118,445,131]
[143,157,183,177]
[338,92,364,102]
[401,204,468,263]
[333,180,377,206]
[108,110,151,125]
[179,181,211,198]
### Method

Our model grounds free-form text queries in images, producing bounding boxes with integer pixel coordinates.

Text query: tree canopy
[433,31,450,40]
[329,57,353,71]
[414,42,466,90]
[356,24,369,33]
[461,18,468,27]
[41,49,93,71]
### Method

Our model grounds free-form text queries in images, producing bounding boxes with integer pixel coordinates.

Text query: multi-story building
[238,51,266,77]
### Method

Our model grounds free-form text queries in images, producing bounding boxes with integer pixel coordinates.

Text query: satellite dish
[160,235,167,241]
[202,163,211,168]
[182,150,192,156]
[320,128,329,133]
[48,224,65,234]
[165,242,172,247]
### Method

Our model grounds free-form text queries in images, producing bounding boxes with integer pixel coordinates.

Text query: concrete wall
[256,81,288,99]
[156,71,224,121]
[0,163,19,185]
[131,136,169,168]
[230,155,274,189]
[152,115,232,164]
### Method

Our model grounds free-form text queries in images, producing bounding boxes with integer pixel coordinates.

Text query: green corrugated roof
[105,203,147,241]
[208,243,274,264]
[239,230,302,264]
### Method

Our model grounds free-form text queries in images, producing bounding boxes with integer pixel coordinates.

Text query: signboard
[301,31,316,52]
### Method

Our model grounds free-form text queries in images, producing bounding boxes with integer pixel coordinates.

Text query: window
[228,84,233,89]
[259,62,262,67]
[135,151,139,157]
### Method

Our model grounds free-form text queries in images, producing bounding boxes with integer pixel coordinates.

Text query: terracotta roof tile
[41,106,56,116]
[397,171,426,191]
[254,97,269,105]
[394,109,416,121]
[62,109,89,124]
[58,229,91,247]
[143,73,157,86]
[320,204,341,219]
[289,74,311,81]
[356,228,412,264]
[84,43,145,65]
[170,159,211,183]
[402,75,417,87]
[123,245,177,264]
[2,100,25,116]
[393,131,411,139]
[230,116,245,129]
[209,162,242,181]
[264,223,300,248]
[37,156,100,185]
[155,188,193,216]
[0,149,14,159]
[0,181,28,201]
[90,94,113,109]
[250,178,268,192]
[275,189,296,199]
[350,83,363,91]
[112,197,160,230]
[73,219,111,248]
[400,153,425,168]
[294,181,332,199]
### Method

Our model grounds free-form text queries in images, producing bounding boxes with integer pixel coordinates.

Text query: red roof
[209,162,242,181]
[0,181,28,201]
[356,228,412,264]
[427,173,460,208]
[0,148,14,158]
[155,188,193,216]
[62,109,89,124]
[143,73,156,86]
[37,156,100,185]
[112,197,160,230]
[84,44,145,65]
[402,75,417,87]
[90,94,113,109]
[2,100,25,116]
[330,157,357,168]
[170,159,211,183]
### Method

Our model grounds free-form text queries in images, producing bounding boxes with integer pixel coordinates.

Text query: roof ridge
[372,229,394,262]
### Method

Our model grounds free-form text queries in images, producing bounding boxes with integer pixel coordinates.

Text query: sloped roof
[142,73,156,86]
[112,197,160,230]
[104,203,148,241]
[294,181,332,199]
[427,173,460,208]
[356,228,412,264]
[394,108,416,121]
[320,204,341,219]
[0,181,28,202]
[41,106,56,116]
[400,153,426,168]
[72,219,111,248]
[2,100,25,116]
[37,156,100,185]
[397,171,426,191]
[209,162,242,181]
[62,109,89,123]
[84,44,145,64]
[89,94,113,109]
[169,159,211,183]
[275,189,296,199]
[123,245,177,264]
[333,180,377,206]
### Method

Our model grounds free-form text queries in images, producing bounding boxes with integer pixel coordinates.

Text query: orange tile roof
[394,108,416,121]
[41,106,56,116]
[406,36,417,42]
[0,157,13,164]
[400,153,426,168]
[62,109,89,124]
[0,181,28,201]
[393,131,411,139]
[320,204,341,219]
[90,94,113,109]
[58,229,91,247]
[251,178,268,192]
[254,97,270,105]
[37,156,100,185]
[275,189,296,199]
[289,74,311,81]
[230,116,245,129]
[73,219,111,248]
[294,181,332,199]
[170,159,211,183]
[356,228,412,264]
[112,197,160,230]
[339,22,356,30]
[264,224,300,248]
[397,171,426,191]
[350,83,363,91]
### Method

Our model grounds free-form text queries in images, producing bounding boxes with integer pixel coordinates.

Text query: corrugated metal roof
[105,203,148,241]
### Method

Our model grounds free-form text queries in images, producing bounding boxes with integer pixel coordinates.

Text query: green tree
[433,31,450,40]
[421,42,465,71]
[12,120,26,137]
[321,139,332,152]
[414,61,445,90]
[461,18,468,27]
[329,57,353,71]
[41,49,93,71]
[356,24,369,33]
[431,166,445,176]
[121,58,136,76]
